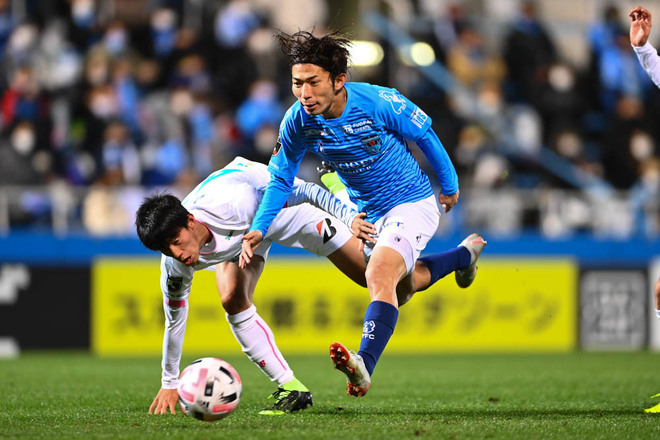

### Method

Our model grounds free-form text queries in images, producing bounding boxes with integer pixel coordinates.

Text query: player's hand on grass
[630,6,652,47]
[438,190,459,213]
[149,388,178,415]
[240,230,263,268]
[351,212,377,248]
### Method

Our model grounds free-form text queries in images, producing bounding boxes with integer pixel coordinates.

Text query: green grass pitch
[2,351,660,439]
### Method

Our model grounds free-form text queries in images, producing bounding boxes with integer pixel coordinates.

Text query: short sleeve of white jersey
[182,157,272,230]
[369,85,432,141]
[187,182,260,230]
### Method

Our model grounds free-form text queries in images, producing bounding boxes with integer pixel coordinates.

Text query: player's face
[163,221,200,266]
[291,64,346,119]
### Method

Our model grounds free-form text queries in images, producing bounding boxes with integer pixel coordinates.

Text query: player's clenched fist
[630,6,652,47]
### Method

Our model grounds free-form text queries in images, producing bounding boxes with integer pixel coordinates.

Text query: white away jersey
[158,156,355,388]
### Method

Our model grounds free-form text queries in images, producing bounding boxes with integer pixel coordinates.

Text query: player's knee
[365,266,397,297]
[220,287,251,314]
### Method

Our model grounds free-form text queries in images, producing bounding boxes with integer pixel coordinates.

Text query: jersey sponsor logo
[315,218,337,244]
[360,134,382,154]
[331,156,379,174]
[362,320,376,339]
[342,119,373,134]
[378,90,406,114]
[167,276,183,292]
[303,128,328,137]
[272,137,282,156]
[409,106,428,129]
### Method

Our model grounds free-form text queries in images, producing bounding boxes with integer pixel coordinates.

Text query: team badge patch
[378,90,406,114]
[272,137,282,156]
[360,134,382,154]
[316,218,337,244]
[167,276,183,292]
[362,320,376,339]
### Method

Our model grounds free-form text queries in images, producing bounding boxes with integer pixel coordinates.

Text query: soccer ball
[177,357,242,421]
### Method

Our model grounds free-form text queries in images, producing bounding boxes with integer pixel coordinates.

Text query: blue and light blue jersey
[252,82,458,235]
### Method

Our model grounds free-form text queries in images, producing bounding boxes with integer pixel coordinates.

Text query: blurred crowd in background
[0,0,658,236]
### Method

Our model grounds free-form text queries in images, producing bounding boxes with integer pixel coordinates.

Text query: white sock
[226,304,294,385]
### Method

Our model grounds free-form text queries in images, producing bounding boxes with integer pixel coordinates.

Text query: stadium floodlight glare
[348,40,384,67]
[399,42,436,67]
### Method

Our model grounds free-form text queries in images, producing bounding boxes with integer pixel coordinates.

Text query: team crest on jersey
[409,107,428,129]
[167,276,183,292]
[378,90,406,114]
[272,137,282,156]
[316,218,337,244]
[360,134,382,154]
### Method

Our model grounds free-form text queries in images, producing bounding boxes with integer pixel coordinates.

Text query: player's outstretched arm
[630,6,652,46]
[654,276,660,312]
[149,388,178,414]
[240,230,263,268]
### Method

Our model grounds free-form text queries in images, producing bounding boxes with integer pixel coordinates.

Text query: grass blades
[1,352,660,439]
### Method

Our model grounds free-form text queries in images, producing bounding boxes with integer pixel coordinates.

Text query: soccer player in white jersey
[136,156,375,415]
[240,30,486,398]
[629,5,660,414]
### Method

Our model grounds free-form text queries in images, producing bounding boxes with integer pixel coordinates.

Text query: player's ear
[334,72,347,91]
[187,213,195,229]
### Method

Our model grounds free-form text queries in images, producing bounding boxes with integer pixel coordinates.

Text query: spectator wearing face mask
[66,0,102,53]
[0,120,53,186]
[1,65,52,150]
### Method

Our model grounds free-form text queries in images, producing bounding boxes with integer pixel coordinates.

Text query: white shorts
[363,195,440,274]
[256,203,353,260]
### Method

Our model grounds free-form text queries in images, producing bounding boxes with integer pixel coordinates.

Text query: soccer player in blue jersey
[240,30,486,398]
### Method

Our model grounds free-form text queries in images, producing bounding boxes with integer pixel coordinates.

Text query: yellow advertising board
[92,257,577,356]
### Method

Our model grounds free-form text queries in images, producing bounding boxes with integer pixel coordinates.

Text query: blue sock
[418,247,471,287]
[358,301,399,375]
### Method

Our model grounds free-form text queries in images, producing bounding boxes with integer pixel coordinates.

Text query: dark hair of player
[274,29,351,82]
[135,193,189,252]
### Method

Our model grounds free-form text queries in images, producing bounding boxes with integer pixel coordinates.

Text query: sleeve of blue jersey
[249,174,293,236]
[251,119,302,236]
[370,86,458,195]
[416,129,459,195]
[371,86,433,141]
[267,114,305,181]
